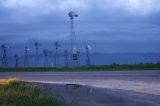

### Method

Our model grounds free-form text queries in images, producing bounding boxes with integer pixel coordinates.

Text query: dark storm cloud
[0,0,160,54]
[75,24,160,53]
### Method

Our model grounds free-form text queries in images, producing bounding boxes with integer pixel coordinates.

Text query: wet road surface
[0,70,160,106]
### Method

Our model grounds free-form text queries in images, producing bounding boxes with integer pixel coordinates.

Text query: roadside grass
[0,63,160,72]
[0,78,66,106]
[0,77,19,85]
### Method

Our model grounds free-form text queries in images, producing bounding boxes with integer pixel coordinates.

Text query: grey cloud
[0,0,160,23]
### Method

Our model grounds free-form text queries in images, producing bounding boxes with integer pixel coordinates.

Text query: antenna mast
[1,44,8,67]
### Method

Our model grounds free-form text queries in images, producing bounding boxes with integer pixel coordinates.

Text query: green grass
[0,63,160,72]
[0,78,66,106]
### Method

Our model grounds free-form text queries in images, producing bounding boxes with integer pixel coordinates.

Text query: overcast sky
[0,0,160,54]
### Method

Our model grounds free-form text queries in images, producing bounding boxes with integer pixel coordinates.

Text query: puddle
[36,83,160,106]
[66,84,83,90]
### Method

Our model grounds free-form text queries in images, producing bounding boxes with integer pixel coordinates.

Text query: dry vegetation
[0,78,66,106]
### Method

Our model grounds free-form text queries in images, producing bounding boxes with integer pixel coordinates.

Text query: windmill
[86,45,92,66]
[43,49,48,67]
[68,11,78,66]
[34,42,40,66]
[24,47,29,67]
[64,49,68,66]
[1,44,9,67]
[54,41,60,67]
[14,54,19,67]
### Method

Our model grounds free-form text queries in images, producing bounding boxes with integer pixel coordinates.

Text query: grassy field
[0,63,160,72]
[0,78,66,106]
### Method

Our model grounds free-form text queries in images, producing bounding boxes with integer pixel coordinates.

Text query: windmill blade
[68,11,78,19]
[1,44,10,49]
[86,45,92,51]
[35,41,41,46]
[25,47,30,51]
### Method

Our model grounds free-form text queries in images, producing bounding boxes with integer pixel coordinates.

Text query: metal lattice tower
[54,41,60,67]
[68,11,78,66]
[77,50,80,66]
[86,45,91,66]
[43,49,48,67]
[24,47,29,67]
[65,49,68,66]
[1,44,8,67]
[35,42,40,66]
[14,54,19,67]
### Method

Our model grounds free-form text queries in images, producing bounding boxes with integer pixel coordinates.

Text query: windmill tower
[24,47,29,67]
[43,49,48,67]
[64,49,68,66]
[1,44,8,67]
[54,41,60,67]
[86,45,92,66]
[68,11,78,66]
[34,42,40,66]
[14,54,19,67]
